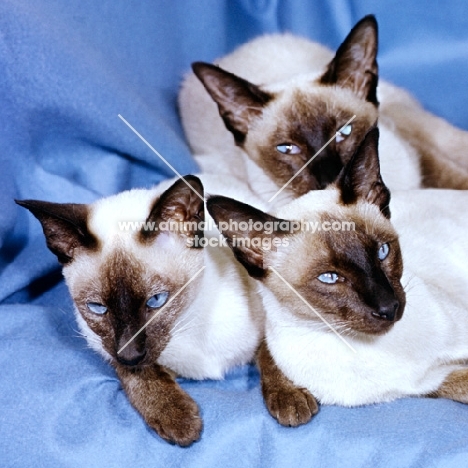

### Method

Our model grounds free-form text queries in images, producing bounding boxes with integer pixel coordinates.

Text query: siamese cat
[180,15,468,204]
[17,175,264,446]
[207,128,468,427]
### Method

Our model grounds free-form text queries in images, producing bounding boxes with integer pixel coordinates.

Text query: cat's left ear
[320,15,378,105]
[207,196,289,279]
[140,175,205,245]
[336,127,391,218]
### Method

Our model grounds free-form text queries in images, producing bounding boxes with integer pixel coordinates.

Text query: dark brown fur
[139,175,204,245]
[257,341,318,426]
[207,196,290,278]
[192,62,272,145]
[191,14,468,194]
[208,129,406,426]
[432,369,468,404]
[14,200,99,264]
[320,15,379,104]
[71,246,203,446]
[292,213,404,335]
[17,176,206,446]
[253,93,377,195]
[193,16,380,196]
[73,248,190,366]
[381,100,468,189]
[116,364,202,446]
[337,127,391,217]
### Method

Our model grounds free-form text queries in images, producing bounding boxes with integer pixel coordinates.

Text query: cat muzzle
[371,298,400,322]
[116,347,147,367]
[116,335,147,367]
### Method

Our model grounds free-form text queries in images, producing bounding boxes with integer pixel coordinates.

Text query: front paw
[257,341,319,427]
[147,389,202,447]
[265,386,319,427]
[116,364,203,447]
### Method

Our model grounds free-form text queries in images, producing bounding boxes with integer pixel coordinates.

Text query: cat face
[17,176,205,367]
[193,15,379,196]
[208,128,406,335]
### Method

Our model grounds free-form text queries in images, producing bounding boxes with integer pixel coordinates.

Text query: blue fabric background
[1,1,468,466]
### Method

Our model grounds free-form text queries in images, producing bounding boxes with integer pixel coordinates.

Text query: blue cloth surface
[1,1,468,466]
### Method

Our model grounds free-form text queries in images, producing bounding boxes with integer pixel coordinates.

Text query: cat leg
[115,363,202,446]
[380,92,468,190]
[257,340,319,426]
[431,368,468,403]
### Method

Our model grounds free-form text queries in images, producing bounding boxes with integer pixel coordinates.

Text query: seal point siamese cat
[207,128,468,427]
[180,15,468,204]
[16,175,264,446]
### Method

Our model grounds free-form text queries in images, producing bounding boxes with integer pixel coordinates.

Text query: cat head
[17,176,205,367]
[193,15,379,196]
[207,128,405,335]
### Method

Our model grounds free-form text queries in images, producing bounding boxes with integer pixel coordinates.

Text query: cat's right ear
[15,200,97,264]
[207,196,289,279]
[320,15,379,105]
[192,62,272,144]
[140,175,205,245]
[336,127,391,218]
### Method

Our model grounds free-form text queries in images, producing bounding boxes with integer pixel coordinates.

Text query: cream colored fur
[263,188,468,405]
[65,174,265,380]
[179,33,461,198]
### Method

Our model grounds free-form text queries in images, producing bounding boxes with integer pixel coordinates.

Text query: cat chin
[346,318,398,337]
[74,308,113,363]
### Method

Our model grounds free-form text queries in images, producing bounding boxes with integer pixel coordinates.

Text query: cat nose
[116,344,147,367]
[372,299,399,322]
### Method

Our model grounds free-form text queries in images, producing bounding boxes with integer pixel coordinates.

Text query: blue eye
[317,273,340,284]
[146,291,169,309]
[276,144,301,155]
[87,302,108,315]
[340,124,352,136]
[378,243,390,260]
[336,124,353,143]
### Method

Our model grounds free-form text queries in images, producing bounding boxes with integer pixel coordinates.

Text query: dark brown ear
[140,175,205,246]
[337,127,391,218]
[320,15,378,105]
[15,200,97,264]
[192,62,272,144]
[207,196,290,279]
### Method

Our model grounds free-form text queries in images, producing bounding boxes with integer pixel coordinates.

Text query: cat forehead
[87,187,162,244]
[274,189,396,246]
[82,186,200,269]
[274,188,340,219]
[263,77,378,125]
[276,188,387,217]
[65,237,201,303]
[270,199,397,286]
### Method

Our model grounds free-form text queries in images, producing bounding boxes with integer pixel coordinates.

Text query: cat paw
[434,369,468,404]
[265,386,319,427]
[147,391,203,447]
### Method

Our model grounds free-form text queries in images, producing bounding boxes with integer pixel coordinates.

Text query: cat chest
[265,317,459,406]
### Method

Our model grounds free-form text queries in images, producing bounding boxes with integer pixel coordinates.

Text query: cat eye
[86,302,108,315]
[276,144,301,155]
[146,291,169,309]
[317,272,340,284]
[336,124,353,143]
[378,243,390,261]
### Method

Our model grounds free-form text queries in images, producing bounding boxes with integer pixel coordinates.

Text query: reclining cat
[180,15,468,204]
[17,174,264,445]
[207,128,468,426]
